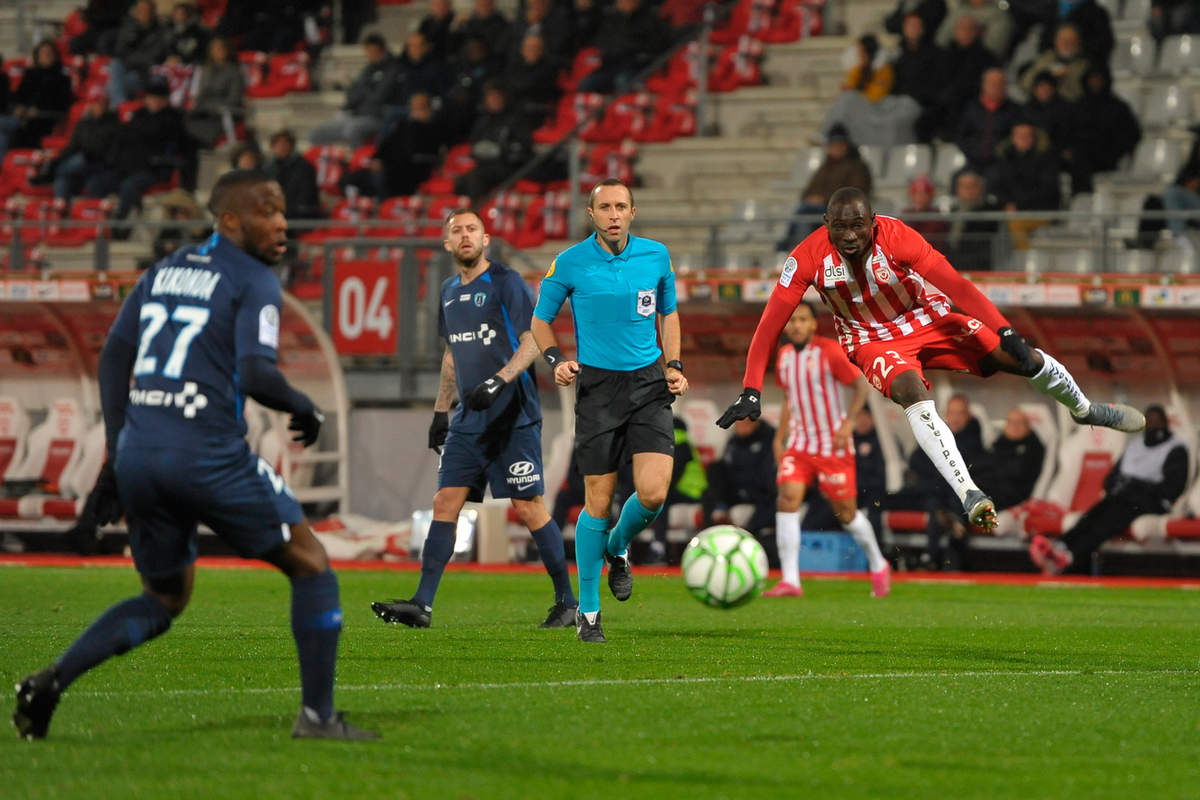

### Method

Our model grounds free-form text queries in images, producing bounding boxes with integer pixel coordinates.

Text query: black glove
[998,326,1039,375]
[288,406,324,447]
[92,461,123,526]
[716,388,762,429]
[464,374,506,411]
[428,410,449,453]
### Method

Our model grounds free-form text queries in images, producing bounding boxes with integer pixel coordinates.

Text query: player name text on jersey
[150,267,222,301]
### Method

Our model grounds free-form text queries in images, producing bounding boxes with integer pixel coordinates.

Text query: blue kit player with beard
[371,208,577,629]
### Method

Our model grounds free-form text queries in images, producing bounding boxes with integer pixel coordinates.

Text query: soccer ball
[681,525,769,608]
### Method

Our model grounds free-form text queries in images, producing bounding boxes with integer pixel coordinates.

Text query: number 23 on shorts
[866,349,908,392]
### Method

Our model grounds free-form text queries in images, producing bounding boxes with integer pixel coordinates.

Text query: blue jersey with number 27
[108,233,283,455]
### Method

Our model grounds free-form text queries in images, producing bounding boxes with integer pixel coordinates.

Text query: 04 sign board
[332,260,396,355]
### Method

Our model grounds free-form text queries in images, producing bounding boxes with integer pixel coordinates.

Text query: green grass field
[2,564,1198,800]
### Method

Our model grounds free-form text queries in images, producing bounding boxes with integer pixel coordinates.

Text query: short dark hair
[269,129,296,149]
[208,168,273,217]
[363,33,387,49]
[826,186,870,214]
[443,206,485,231]
[588,178,634,208]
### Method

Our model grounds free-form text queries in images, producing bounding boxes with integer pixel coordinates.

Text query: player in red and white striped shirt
[718,187,1144,532]
[766,302,890,598]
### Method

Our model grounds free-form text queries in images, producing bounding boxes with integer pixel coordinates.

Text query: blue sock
[290,570,342,721]
[413,520,456,608]
[607,493,662,557]
[574,511,608,615]
[55,593,172,689]
[529,520,577,608]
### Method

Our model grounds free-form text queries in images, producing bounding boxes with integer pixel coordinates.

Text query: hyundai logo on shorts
[508,461,535,476]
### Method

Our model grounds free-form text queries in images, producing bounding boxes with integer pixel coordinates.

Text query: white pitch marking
[72,668,1195,699]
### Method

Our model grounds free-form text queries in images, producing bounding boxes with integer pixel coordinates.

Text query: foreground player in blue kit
[371,208,577,629]
[12,170,377,741]
[531,179,688,643]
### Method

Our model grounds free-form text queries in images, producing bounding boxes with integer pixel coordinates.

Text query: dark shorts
[439,420,545,501]
[115,443,303,579]
[574,362,675,475]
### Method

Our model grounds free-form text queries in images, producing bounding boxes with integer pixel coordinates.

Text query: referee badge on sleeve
[637,289,656,317]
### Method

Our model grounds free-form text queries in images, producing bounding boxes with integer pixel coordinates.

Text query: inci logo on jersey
[473,291,487,307]
[507,460,540,487]
[448,322,497,346]
[128,381,209,418]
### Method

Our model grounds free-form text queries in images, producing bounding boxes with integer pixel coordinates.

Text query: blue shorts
[438,421,544,502]
[115,443,304,578]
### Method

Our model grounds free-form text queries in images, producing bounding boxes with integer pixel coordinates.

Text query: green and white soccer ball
[681,525,770,608]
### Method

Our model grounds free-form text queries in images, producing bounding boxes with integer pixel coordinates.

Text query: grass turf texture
[2,567,1198,800]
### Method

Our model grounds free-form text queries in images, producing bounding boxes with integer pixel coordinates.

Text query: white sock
[843,510,887,573]
[776,510,801,587]
[1029,349,1090,417]
[904,400,980,503]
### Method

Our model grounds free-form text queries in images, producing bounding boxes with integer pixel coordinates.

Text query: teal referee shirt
[533,233,677,371]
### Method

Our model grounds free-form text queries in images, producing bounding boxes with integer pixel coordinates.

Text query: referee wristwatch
[666,360,684,373]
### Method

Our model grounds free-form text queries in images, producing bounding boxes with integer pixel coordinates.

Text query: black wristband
[543,346,565,368]
[666,359,683,373]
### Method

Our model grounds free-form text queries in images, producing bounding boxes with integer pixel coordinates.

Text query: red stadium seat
[558,47,602,92]
[48,198,115,247]
[304,144,349,196]
[373,195,425,238]
[0,197,22,243]
[19,198,66,245]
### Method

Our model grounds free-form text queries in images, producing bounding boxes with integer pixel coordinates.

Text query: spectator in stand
[823,33,923,147]
[1062,65,1140,194]
[935,0,1013,60]
[340,92,444,200]
[987,119,1061,249]
[148,188,210,265]
[955,67,1021,171]
[162,2,210,66]
[231,143,263,170]
[1034,0,1113,65]
[1,41,75,156]
[1031,405,1188,575]
[109,0,165,104]
[0,53,10,157]
[1149,0,1200,41]
[394,31,446,111]
[701,417,778,559]
[451,0,510,55]
[184,36,245,148]
[454,81,533,201]
[92,77,189,237]
[905,393,984,570]
[419,0,457,61]
[38,90,121,203]
[892,12,943,138]
[973,407,1044,511]
[1163,137,1200,251]
[884,0,948,42]
[777,123,873,249]
[926,14,997,141]
[645,417,708,565]
[1022,71,1073,162]
[944,168,1000,270]
[309,33,401,147]
[577,0,669,93]
[444,37,500,143]
[1020,22,1090,103]
[903,174,948,254]
[853,407,889,559]
[504,0,572,69]
[570,0,604,51]
[265,130,321,221]
[69,0,130,56]
[504,34,561,128]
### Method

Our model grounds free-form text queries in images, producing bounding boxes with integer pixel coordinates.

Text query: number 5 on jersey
[133,302,211,378]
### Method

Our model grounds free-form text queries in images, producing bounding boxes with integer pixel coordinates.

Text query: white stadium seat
[0,396,31,482]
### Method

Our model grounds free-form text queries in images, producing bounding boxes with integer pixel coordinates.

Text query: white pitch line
[71,668,1196,699]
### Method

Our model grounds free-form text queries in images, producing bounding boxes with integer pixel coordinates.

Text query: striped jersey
[775,336,861,457]
[777,215,953,353]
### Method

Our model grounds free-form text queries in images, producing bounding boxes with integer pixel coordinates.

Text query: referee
[531,178,688,643]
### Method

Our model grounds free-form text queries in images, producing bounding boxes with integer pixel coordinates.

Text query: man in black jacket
[577,0,669,93]
[974,408,1045,511]
[266,130,321,221]
[308,34,402,147]
[701,417,778,543]
[453,81,532,201]
[1031,405,1190,574]
[43,92,122,203]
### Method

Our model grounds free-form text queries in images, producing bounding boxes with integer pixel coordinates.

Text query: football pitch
[2,563,1197,800]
